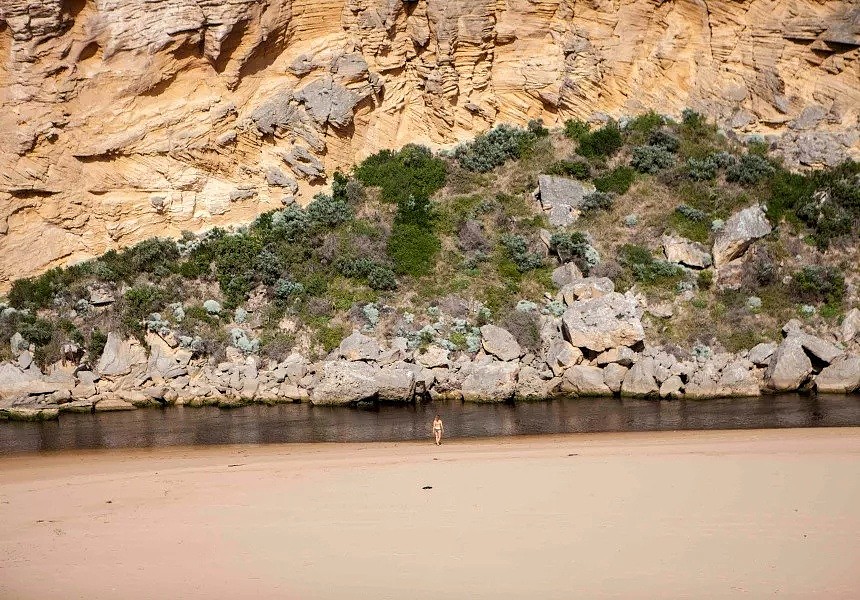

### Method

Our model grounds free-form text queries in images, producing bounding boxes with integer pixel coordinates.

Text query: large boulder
[0,363,60,398]
[96,333,147,377]
[338,330,381,362]
[559,277,614,305]
[763,339,813,391]
[461,361,519,402]
[480,325,523,362]
[561,365,612,396]
[620,357,659,397]
[815,357,860,393]
[311,361,380,405]
[415,345,450,368]
[536,175,595,227]
[659,375,684,399]
[662,234,712,269]
[840,308,860,343]
[515,365,558,400]
[551,262,584,288]
[748,342,778,366]
[375,362,417,401]
[603,363,629,394]
[792,333,843,365]
[562,293,644,353]
[545,339,583,376]
[712,204,772,266]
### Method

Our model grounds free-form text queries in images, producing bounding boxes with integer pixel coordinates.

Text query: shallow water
[2,393,859,454]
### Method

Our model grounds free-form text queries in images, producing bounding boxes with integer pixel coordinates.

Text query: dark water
[2,394,859,454]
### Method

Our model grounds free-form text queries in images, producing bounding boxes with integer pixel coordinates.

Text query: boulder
[748,342,778,366]
[515,365,558,400]
[536,175,595,227]
[814,357,860,393]
[716,360,761,397]
[480,325,523,361]
[545,339,583,376]
[603,363,628,394]
[659,375,684,399]
[662,234,712,268]
[595,346,637,367]
[311,361,379,405]
[764,339,813,391]
[461,361,519,402]
[712,205,772,266]
[294,75,358,128]
[561,365,612,396]
[93,396,137,411]
[9,332,25,357]
[620,358,660,397]
[96,333,147,377]
[416,345,450,368]
[375,363,417,401]
[559,277,614,305]
[551,263,583,288]
[562,293,644,352]
[0,364,60,398]
[840,308,860,343]
[338,330,381,362]
[2,407,60,421]
[792,333,843,365]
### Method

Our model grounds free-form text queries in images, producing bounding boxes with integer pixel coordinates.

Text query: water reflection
[1,394,858,454]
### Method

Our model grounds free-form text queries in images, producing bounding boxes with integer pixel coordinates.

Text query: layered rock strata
[2,0,859,289]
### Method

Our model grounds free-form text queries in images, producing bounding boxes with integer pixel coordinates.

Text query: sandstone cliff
[1,0,858,290]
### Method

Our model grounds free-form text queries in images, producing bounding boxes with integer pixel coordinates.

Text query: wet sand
[1,428,859,599]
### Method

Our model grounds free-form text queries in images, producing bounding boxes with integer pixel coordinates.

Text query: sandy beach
[1,428,859,599]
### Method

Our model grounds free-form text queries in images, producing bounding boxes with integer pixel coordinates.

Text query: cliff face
[1,0,858,290]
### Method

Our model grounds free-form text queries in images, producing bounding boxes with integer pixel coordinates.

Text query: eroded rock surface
[2,0,859,289]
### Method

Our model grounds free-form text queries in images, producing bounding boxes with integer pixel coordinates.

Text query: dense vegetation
[2,111,858,366]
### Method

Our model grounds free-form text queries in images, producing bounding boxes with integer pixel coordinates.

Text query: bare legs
[434,430,442,446]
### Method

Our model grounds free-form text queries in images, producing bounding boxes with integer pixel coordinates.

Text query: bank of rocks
[2,281,858,421]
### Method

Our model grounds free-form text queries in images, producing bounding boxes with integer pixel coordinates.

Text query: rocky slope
[3,280,859,421]
[1,0,859,290]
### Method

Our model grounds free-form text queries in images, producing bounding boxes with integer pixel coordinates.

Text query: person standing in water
[432,415,444,446]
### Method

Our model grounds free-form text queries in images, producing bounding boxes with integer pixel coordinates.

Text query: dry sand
[1,428,859,600]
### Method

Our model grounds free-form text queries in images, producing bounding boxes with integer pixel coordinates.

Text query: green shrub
[618,244,684,284]
[726,154,775,185]
[305,193,354,229]
[668,204,711,243]
[388,222,440,276]
[545,159,590,179]
[631,145,675,174]
[19,318,54,347]
[89,329,108,359]
[274,278,304,301]
[791,266,845,305]
[594,166,635,195]
[120,285,165,335]
[624,112,664,141]
[527,119,549,138]
[685,156,718,181]
[647,130,680,153]
[367,266,397,291]
[697,270,714,290]
[563,118,590,141]
[453,124,536,172]
[550,232,599,274]
[577,122,623,158]
[581,191,615,213]
[214,234,262,305]
[501,234,544,273]
[354,144,447,204]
